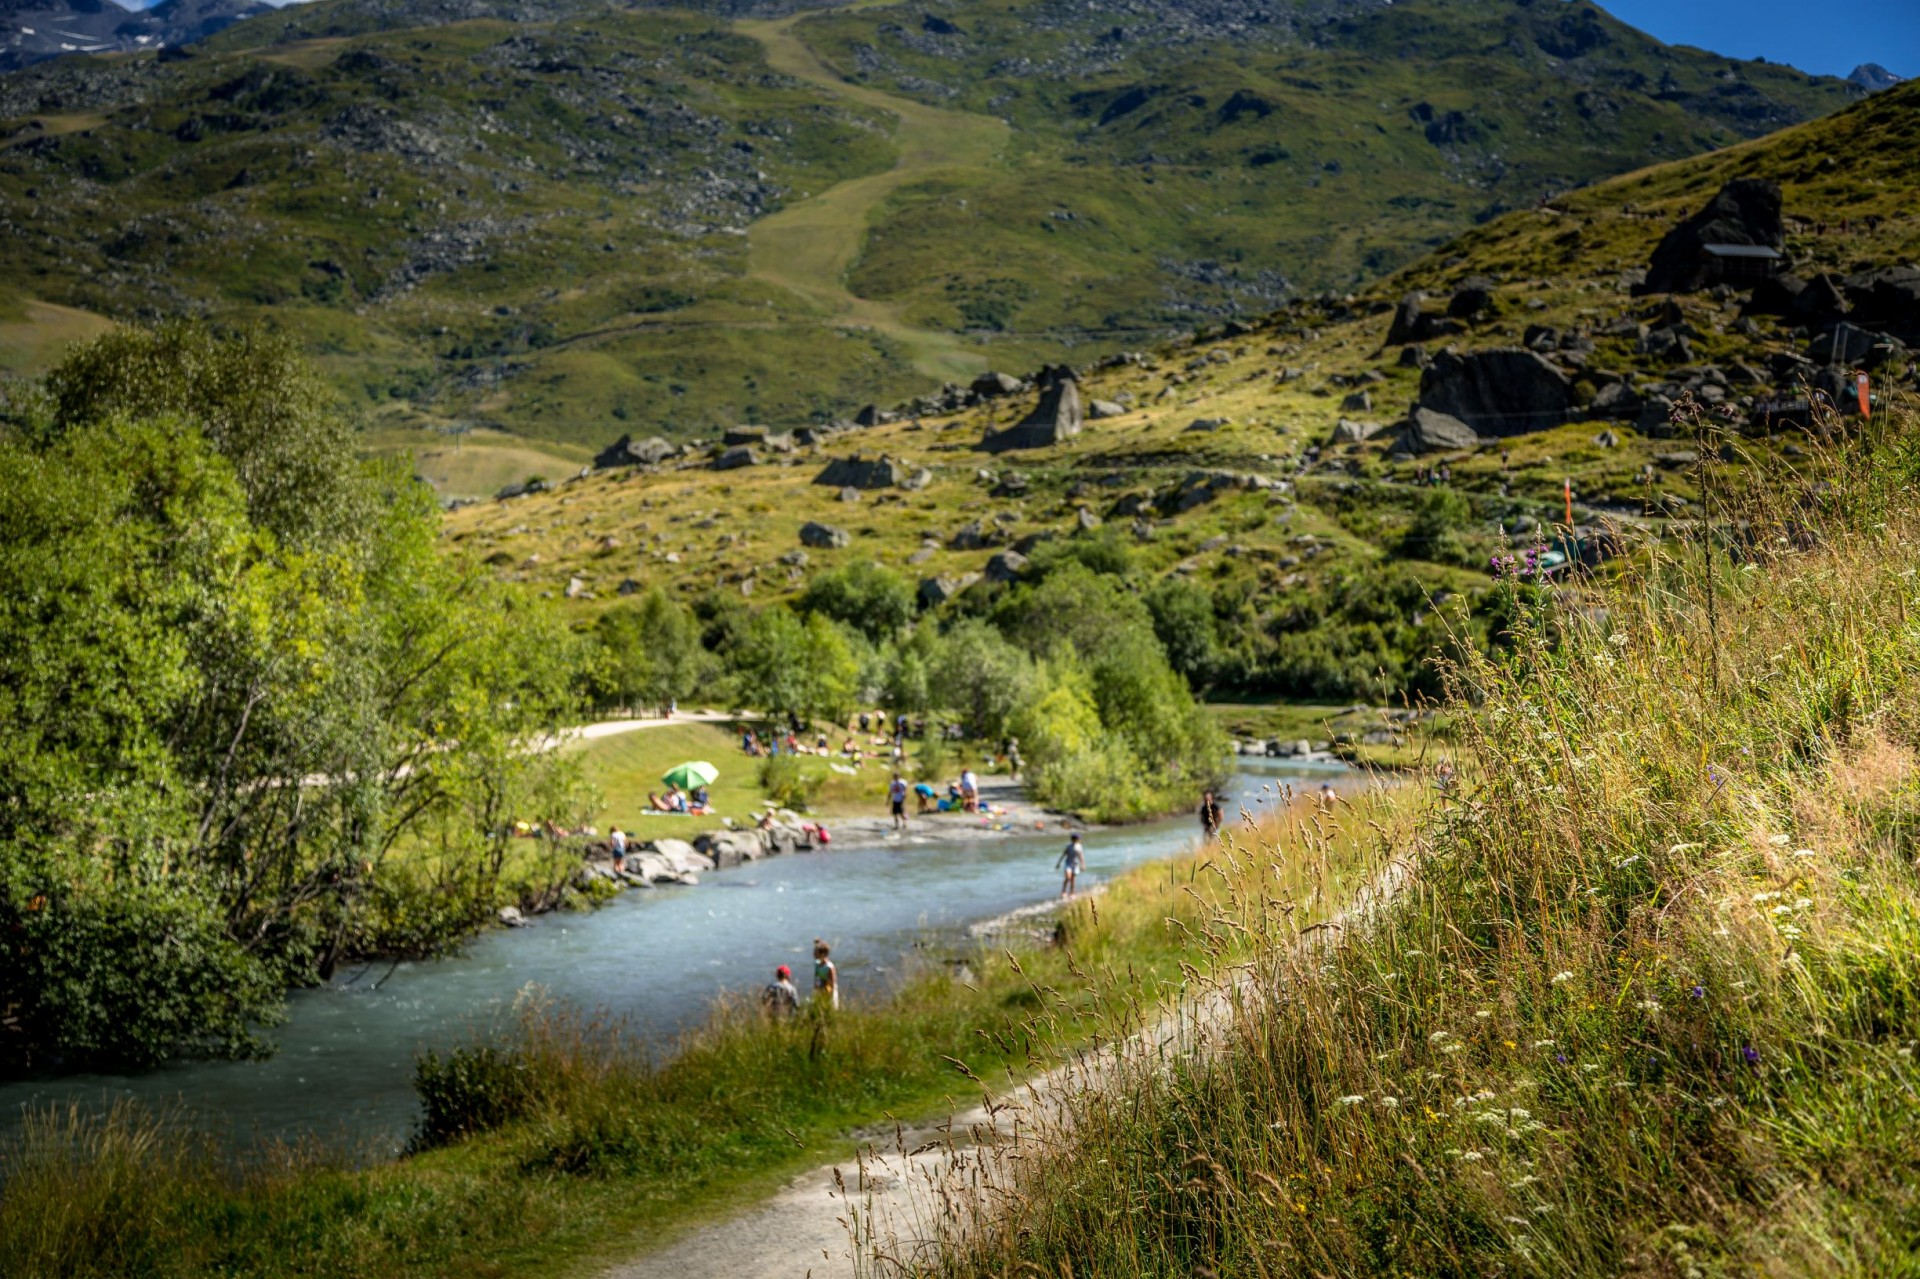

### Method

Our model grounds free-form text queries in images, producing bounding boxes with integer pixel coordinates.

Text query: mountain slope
[442,79,1919,701]
[0,0,269,71]
[0,0,1865,475]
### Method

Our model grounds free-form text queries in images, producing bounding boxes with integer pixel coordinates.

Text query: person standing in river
[887,772,909,832]
[1056,832,1086,898]
[1198,790,1223,841]
[812,940,838,1009]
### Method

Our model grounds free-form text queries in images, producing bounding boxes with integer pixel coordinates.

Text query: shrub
[757,754,824,810]
[410,1045,538,1151]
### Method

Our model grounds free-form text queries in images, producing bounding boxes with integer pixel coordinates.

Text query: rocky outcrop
[594,434,675,469]
[980,376,1083,452]
[984,550,1029,583]
[1640,178,1784,295]
[1385,292,1465,345]
[814,453,908,489]
[1330,417,1385,444]
[1418,347,1572,435]
[970,371,1023,399]
[711,445,758,470]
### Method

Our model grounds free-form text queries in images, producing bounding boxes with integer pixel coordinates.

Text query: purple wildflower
[1742,1045,1761,1066]
[1690,985,1706,1000]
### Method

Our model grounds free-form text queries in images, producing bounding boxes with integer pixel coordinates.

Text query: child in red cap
[763,964,800,1018]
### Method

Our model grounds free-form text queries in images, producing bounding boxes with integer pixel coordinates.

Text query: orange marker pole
[1564,477,1574,526]
[1857,372,1872,418]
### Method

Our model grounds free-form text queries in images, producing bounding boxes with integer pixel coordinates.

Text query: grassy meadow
[0,787,1400,1279]
[906,401,1920,1277]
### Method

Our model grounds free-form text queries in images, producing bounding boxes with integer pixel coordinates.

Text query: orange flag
[1857,373,1872,417]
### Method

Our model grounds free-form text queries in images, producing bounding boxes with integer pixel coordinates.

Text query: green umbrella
[662,760,719,790]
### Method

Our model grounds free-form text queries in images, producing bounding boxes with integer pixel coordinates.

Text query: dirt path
[733,7,1008,385]
[601,840,1414,1279]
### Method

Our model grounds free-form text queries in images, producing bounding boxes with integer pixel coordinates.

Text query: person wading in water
[1198,790,1223,841]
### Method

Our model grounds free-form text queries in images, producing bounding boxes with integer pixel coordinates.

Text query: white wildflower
[1429,1030,1451,1043]
[1338,1095,1366,1106]
[1475,1010,1493,1020]
[1532,1039,1556,1048]
[1792,849,1816,859]
[1460,1150,1483,1162]
[1636,1000,1662,1013]
[1552,971,1574,984]
[1379,1096,1399,1109]
[1532,1204,1554,1216]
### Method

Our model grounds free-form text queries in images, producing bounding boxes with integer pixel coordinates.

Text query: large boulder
[1385,292,1465,345]
[1329,417,1385,444]
[1399,407,1481,454]
[799,521,851,549]
[980,378,1083,452]
[918,573,981,608]
[984,550,1030,583]
[970,371,1022,399]
[814,453,908,489]
[594,434,675,469]
[695,829,766,869]
[1842,265,1920,336]
[712,445,758,471]
[1640,178,1784,295]
[1418,347,1572,435]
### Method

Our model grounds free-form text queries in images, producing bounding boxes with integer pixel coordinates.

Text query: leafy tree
[1398,487,1478,566]
[0,330,590,1068]
[990,563,1154,664]
[731,608,864,724]
[796,561,915,641]
[928,618,1039,741]
[39,322,363,548]
[590,588,712,712]
[1145,577,1221,685]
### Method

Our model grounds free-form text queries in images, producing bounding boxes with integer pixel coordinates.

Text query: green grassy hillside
[0,0,1864,483]
[448,78,1919,701]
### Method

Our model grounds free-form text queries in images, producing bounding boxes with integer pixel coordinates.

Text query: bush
[758,754,824,810]
[410,1045,538,1151]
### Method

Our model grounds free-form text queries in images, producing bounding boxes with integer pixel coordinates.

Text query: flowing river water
[0,760,1345,1155]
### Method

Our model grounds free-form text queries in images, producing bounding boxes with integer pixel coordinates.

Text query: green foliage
[0,326,590,1067]
[730,608,865,724]
[795,560,917,641]
[411,1045,539,1151]
[928,618,1040,742]
[756,754,825,811]
[588,588,713,713]
[1145,577,1222,685]
[1396,485,1479,566]
[40,322,362,548]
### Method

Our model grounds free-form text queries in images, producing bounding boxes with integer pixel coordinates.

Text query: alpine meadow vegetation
[896,400,1920,1278]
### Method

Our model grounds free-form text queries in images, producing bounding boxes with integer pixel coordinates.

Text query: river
[0,760,1343,1155]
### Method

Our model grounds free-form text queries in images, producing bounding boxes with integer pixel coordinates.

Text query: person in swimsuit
[812,940,838,1009]
[1056,833,1086,899]
[1198,790,1222,841]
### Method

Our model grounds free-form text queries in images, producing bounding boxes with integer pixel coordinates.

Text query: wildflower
[1533,1039,1555,1049]
[1379,1096,1399,1109]
[1613,854,1641,868]
[1793,898,1812,910]
[1770,904,1794,916]
[1429,1030,1451,1043]
[1551,971,1574,984]
[1508,1175,1540,1188]
[1508,1107,1531,1121]
[1742,1045,1761,1066]
[1503,1039,1517,1049]
[1792,849,1816,859]
[1532,1204,1553,1216]
[1555,1054,1568,1064]
[1460,1150,1483,1162]
[1580,1063,1602,1073]
[1473,1090,1497,1102]
[1443,1042,1464,1054]
[1690,985,1706,1000]
[1767,834,1790,846]
[1475,1010,1492,1020]
[1636,1000,1661,1013]
[1338,1095,1366,1106]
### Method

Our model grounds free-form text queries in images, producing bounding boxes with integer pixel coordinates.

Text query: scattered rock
[1330,417,1385,444]
[814,453,907,489]
[1087,399,1128,419]
[980,374,1083,452]
[984,550,1029,582]
[798,521,850,549]
[1186,416,1231,431]
[918,572,981,607]
[594,434,674,469]
[712,445,758,471]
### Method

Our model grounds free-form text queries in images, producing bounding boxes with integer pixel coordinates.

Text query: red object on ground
[1858,373,1872,417]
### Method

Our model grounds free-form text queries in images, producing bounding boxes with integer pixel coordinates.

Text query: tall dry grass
[905,403,1920,1277]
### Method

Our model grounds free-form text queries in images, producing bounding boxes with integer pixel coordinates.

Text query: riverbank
[0,785,1391,1279]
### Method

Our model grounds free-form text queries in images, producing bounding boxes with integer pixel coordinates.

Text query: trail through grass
[735,7,1009,385]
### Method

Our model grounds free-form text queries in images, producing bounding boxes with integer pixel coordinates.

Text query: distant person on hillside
[812,940,839,1009]
[608,824,628,873]
[1198,790,1223,841]
[763,965,800,1019]
[888,773,909,832]
[1056,832,1086,899]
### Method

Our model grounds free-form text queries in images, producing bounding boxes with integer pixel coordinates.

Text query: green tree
[796,561,916,641]
[590,588,712,712]
[928,618,1039,741]
[1145,577,1221,685]
[1398,487,1477,566]
[731,608,864,724]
